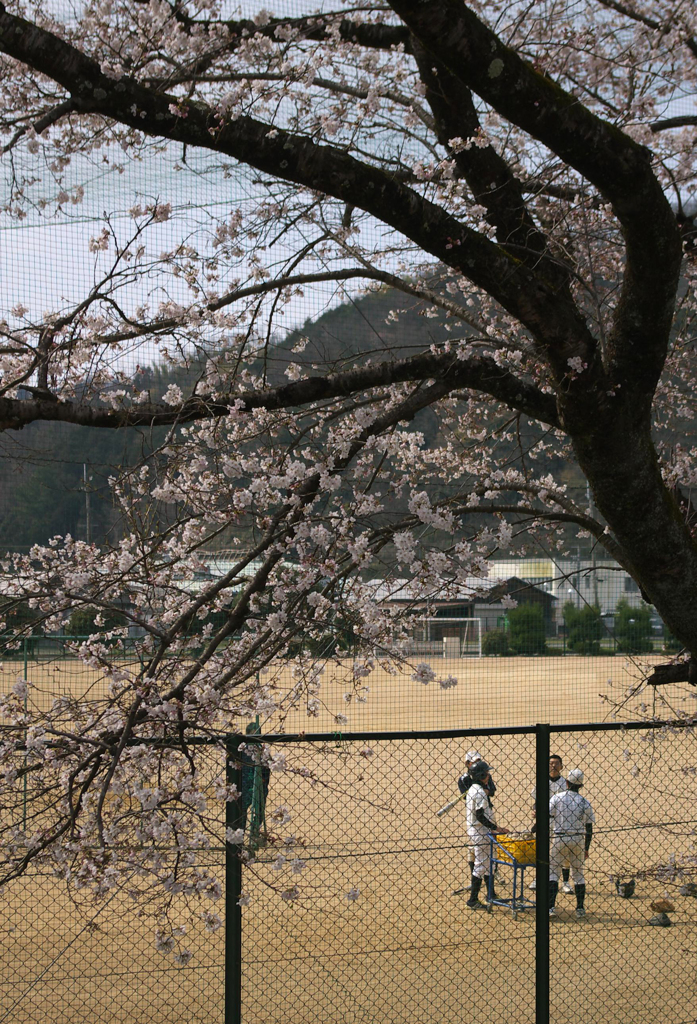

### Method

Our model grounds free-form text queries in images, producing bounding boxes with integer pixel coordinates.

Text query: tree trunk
[573,408,697,652]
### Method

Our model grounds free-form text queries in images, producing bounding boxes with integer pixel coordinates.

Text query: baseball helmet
[567,768,585,786]
[469,760,492,781]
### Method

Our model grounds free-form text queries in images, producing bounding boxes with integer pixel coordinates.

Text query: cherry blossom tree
[1,0,697,914]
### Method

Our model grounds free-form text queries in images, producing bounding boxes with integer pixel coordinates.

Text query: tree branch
[73,266,486,349]
[0,351,560,431]
[646,660,697,686]
[650,115,697,133]
[127,10,412,85]
[0,5,597,371]
[595,0,697,59]
[80,374,464,709]
[389,0,683,391]
[1,97,74,154]
[144,71,436,132]
[189,13,411,54]
[411,41,568,284]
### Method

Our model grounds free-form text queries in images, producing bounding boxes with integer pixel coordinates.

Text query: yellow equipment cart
[488,833,537,918]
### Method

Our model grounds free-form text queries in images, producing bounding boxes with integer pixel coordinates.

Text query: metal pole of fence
[225,736,243,1024]
[22,636,28,831]
[535,723,550,1024]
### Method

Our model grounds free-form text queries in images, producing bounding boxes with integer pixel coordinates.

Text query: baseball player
[529,754,572,892]
[457,750,496,889]
[458,750,497,798]
[465,760,508,910]
[548,768,595,919]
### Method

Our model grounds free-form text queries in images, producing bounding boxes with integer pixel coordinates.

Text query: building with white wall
[487,558,648,628]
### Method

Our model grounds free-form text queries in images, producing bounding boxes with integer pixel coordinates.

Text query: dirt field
[260,651,671,731]
[10,649,683,729]
[2,654,696,1024]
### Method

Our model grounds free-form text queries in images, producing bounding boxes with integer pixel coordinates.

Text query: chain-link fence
[1,733,228,1024]
[238,724,697,1024]
[2,720,696,1024]
[0,855,226,1024]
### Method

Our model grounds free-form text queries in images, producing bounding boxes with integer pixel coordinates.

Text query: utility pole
[82,464,91,544]
[586,482,599,608]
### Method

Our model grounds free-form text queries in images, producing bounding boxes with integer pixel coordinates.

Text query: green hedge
[563,602,603,655]
[66,607,126,636]
[482,629,510,656]
[614,599,653,654]
[507,604,547,655]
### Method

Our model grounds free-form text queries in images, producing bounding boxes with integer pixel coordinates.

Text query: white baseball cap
[567,768,585,786]
[465,750,482,763]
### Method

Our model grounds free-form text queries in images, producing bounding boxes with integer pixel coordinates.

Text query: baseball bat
[436,791,466,817]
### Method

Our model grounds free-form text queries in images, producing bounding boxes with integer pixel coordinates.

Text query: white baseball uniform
[466,782,497,878]
[549,789,595,885]
[531,775,567,802]
[532,775,569,873]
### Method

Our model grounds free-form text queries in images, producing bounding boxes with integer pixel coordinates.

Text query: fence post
[22,637,28,831]
[535,723,550,1024]
[225,736,243,1024]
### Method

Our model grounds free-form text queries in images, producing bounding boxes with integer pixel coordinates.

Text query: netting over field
[1,3,696,1021]
[1,629,691,735]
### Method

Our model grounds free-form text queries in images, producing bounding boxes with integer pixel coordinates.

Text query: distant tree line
[482,599,664,656]
[0,363,197,551]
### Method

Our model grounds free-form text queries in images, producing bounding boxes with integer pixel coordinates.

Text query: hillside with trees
[0,283,575,551]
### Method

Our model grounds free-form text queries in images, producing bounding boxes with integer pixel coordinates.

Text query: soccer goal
[390,618,482,659]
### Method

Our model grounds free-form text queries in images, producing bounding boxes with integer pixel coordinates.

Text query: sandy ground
[2,654,696,1023]
[260,652,673,732]
[8,650,690,730]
